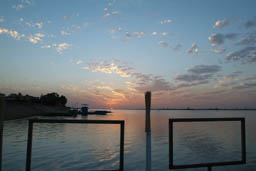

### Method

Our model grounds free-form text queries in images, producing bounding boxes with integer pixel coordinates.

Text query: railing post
[26,120,33,171]
[0,96,5,171]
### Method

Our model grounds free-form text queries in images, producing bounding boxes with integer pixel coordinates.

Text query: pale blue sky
[1,0,256,108]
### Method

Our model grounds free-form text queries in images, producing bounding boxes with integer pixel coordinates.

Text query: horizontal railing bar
[29,118,124,124]
[170,160,244,169]
[169,117,244,122]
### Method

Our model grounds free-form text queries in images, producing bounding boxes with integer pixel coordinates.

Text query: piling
[145,91,151,171]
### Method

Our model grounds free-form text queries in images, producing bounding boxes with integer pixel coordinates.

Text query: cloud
[133,32,145,39]
[214,71,243,88]
[26,21,43,29]
[12,4,24,10]
[76,60,83,65]
[159,40,168,47]
[125,32,132,40]
[103,13,111,18]
[112,11,119,15]
[171,81,209,90]
[0,17,4,23]
[173,44,182,51]
[135,77,171,92]
[0,27,24,40]
[111,27,123,33]
[28,33,44,44]
[211,48,226,54]
[162,32,167,36]
[53,43,71,53]
[214,19,229,28]
[226,46,256,64]
[152,32,157,36]
[12,0,33,10]
[233,82,256,90]
[61,30,70,36]
[160,18,172,24]
[175,65,221,82]
[84,61,133,78]
[187,43,199,54]
[237,32,256,46]
[41,45,51,49]
[244,17,256,29]
[188,65,222,74]
[175,74,212,82]
[208,33,239,46]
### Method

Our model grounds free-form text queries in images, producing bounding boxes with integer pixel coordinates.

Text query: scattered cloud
[12,0,33,10]
[133,32,145,39]
[162,32,167,36]
[172,44,182,51]
[152,32,157,36]
[226,46,256,64]
[208,33,239,46]
[0,17,4,23]
[112,11,119,15]
[211,48,226,54]
[84,61,133,78]
[111,27,123,33]
[53,43,71,53]
[188,65,222,74]
[214,19,229,28]
[175,65,221,82]
[244,17,256,29]
[0,27,24,40]
[125,32,132,40]
[41,45,51,49]
[60,30,70,36]
[237,32,256,46]
[159,40,168,47]
[233,82,256,90]
[187,43,199,54]
[26,21,43,29]
[76,60,83,65]
[135,77,171,92]
[103,13,111,18]
[160,18,172,24]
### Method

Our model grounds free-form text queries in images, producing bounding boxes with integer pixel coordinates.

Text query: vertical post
[145,91,151,132]
[0,97,5,171]
[241,118,246,163]
[26,120,33,171]
[169,119,173,169]
[145,91,151,171]
[207,166,212,171]
[120,121,125,171]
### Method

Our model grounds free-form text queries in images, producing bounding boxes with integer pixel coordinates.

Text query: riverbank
[4,102,70,120]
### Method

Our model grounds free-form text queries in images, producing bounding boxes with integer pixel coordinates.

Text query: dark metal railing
[26,118,125,171]
[169,118,246,171]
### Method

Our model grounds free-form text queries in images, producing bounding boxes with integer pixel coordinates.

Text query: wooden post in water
[145,91,151,171]
[0,96,5,171]
[145,91,151,132]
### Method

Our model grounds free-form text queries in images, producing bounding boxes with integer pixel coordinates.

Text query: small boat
[80,104,111,115]
[87,110,111,115]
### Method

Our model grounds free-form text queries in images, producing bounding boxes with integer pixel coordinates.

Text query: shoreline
[4,102,69,121]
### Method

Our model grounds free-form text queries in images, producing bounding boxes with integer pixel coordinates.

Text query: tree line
[0,92,67,107]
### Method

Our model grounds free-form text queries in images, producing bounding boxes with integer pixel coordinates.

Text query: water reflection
[2,110,256,170]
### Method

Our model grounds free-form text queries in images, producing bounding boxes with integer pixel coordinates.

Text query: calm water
[3,110,256,170]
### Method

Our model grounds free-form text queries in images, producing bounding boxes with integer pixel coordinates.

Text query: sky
[0,0,256,109]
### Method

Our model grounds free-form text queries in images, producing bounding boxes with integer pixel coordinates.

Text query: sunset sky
[1,0,256,109]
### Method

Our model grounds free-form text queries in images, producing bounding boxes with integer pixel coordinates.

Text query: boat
[81,104,111,115]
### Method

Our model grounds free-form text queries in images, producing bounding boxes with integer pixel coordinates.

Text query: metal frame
[26,118,125,171]
[169,118,246,170]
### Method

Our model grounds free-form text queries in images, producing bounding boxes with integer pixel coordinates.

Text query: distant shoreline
[4,102,69,121]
